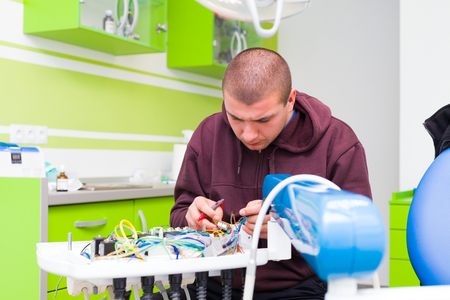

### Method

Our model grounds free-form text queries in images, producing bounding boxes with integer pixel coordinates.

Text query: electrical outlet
[10,124,48,144]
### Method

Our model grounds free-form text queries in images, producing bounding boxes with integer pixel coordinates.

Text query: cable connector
[202,236,232,257]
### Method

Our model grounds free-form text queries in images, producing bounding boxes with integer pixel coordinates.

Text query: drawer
[134,197,174,232]
[48,200,134,291]
[390,229,409,259]
[389,259,420,287]
[48,200,134,242]
[390,205,410,230]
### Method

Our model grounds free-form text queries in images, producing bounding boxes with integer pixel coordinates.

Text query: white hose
[129,0,139,35]
[231,30,242,58]
[241,33,248,51]
[115,0,128,35]
[243,174,340,300]
[115,0,139,36]
[244,0,284,38]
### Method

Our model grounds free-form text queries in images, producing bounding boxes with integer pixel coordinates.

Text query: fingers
[239,199,263,217]
[240,203,270,239]
[185,196,223,230]
[242,222,269,239]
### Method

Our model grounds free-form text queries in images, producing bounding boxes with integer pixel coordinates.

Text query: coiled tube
[195,272,208,300]
[221,269,234,300]
[169,274,182,300]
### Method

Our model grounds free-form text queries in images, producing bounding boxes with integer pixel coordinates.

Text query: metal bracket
[156,23,168,34]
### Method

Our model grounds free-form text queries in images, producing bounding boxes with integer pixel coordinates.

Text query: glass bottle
[103,10,115,34]
[56,165,69,192]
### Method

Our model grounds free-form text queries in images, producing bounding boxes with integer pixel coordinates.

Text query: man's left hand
[239,200,271,239]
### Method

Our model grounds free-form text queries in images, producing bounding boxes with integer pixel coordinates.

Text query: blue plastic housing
[407,148,450,285]
[263,174,386,281]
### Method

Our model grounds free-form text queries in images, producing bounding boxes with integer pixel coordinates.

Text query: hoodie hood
[221,91,332,153]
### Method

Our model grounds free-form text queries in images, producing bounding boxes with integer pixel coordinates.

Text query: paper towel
[171,143,187,181]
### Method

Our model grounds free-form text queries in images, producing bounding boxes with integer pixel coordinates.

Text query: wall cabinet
[24,0,167,55]
[167,0,277,79]
[389,190,420,287]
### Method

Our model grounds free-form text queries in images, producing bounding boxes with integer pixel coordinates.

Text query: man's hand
[185,196,223,230]
[239,200,270,239]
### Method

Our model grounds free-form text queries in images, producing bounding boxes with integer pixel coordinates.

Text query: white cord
[132,284,141,300]
[243,174,340,300]
[138,210,147,233]
[107,286,115,300]
[54,276,63,298]
[155,281,170,300]
[82,287,91,300]
[183,285,192,300]
[231,31,242,58]
[240,33,248,51]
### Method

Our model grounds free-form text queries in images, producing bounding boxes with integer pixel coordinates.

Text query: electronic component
[202,236,232,257]
[215,220,232,232]
[99,240,116,256]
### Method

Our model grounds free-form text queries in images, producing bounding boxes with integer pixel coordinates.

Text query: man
[167,48,371,299]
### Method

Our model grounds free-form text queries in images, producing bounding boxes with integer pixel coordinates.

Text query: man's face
[224,89,296,151]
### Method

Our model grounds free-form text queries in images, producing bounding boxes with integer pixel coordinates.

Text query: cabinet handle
[138,210,147,233]
[74,218,107,228]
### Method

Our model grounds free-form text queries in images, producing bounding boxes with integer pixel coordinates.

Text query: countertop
[48,184,175,206]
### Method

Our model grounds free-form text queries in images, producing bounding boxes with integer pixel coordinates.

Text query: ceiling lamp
[195,0,311,38]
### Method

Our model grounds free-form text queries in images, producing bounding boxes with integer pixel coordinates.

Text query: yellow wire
[118,219,138,249]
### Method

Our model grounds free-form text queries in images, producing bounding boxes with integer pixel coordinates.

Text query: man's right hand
[185,196,223,230]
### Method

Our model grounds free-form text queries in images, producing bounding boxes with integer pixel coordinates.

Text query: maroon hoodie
[171,92,372,292]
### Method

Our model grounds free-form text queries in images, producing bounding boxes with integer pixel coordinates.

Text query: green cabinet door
[24,0,167,55]
[167,0,276,79]
[389,190,420,287]
[0,178,42,300]
[134,196,174,232]
[47,200,134,292]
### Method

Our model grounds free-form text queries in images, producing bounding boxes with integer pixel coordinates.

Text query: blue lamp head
[263,174,386,281]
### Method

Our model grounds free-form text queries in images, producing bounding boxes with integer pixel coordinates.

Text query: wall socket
[10,124,48,144]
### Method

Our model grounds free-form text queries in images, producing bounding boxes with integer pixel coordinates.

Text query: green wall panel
[0,57,222,150]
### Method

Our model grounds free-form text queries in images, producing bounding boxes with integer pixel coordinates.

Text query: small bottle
[103,10,115,34]
[125,6,134,37]
[56,165,69,192]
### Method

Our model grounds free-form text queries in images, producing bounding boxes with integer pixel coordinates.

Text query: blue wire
[170,245,179,259]
[107,226,135,239]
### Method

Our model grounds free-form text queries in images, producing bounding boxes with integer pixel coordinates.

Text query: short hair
[222,48,292,106]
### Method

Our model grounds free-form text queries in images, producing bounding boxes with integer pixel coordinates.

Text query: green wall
[0,57,223,151]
